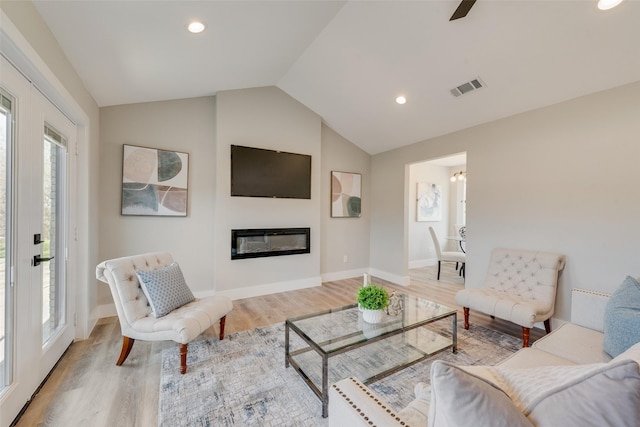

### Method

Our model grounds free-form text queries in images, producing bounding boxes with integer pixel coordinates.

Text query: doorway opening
[407,152,466,272]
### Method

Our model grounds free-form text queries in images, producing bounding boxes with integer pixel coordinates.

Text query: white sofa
[329,288,640,426]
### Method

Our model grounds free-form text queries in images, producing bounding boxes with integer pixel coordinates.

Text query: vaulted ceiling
[33,0,640,154]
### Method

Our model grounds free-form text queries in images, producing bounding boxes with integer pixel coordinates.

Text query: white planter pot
[362,321,381,339]
[362,309,384,324]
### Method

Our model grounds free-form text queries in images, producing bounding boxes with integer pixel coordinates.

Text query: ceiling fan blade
[450,0,477,21]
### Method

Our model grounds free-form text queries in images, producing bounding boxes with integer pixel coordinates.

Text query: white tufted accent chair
[455,248,565,347]
[96,252,233,374]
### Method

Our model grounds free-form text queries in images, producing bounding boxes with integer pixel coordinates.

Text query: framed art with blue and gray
[121,144,189,216]
[331,171,362,218]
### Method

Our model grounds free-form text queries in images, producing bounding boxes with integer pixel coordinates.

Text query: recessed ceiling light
[187,21,206,34]
[395,96,407,105]
[597,0,624,10]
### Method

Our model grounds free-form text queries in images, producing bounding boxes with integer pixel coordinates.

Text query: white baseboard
[323,268,410,287]
[322,268,368,283]
[369,268,410,287]
[408,258,437,269]
[206,276,323,300]
[93,303,117,319]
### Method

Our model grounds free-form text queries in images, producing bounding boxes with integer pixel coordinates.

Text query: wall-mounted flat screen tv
[230,145,312,199]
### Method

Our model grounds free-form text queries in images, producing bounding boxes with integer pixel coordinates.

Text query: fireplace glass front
[231,228,310,260]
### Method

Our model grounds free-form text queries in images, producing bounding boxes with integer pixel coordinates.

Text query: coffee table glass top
[285,294,457,417]
[286,294,456,355]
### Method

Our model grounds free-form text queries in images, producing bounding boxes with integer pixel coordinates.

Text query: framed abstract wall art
[416,182,442,221]
[121,144,189,216]
[331,171,362,218]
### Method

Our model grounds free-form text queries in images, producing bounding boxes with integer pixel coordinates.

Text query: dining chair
[429,227,466,280]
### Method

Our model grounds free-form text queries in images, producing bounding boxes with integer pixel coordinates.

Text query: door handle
[33,255,54,267]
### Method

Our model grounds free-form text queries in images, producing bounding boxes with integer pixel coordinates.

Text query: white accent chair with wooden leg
[455,248,565,347]
[96,252,233,374]
[429,226,465,280]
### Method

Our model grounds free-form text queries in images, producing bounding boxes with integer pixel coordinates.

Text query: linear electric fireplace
[231,228,311,260]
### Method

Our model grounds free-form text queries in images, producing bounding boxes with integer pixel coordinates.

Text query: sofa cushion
[494,347,576,369]
[493,360,640,426]
[438,359,640,427]
[603,276,640,358]
[612,341,640,365]
[428,361,533,427]
[532,323,610,364]
[136,262,195,317]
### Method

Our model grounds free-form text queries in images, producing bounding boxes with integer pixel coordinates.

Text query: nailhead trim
[331,378,412,427]
[572,288,611,298]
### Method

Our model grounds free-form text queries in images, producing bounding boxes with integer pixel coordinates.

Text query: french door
[0,56,76,425]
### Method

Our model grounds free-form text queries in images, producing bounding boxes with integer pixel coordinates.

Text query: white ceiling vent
[451,78,485,97]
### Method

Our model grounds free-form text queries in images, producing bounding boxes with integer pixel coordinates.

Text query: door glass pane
[42,128,66,345]
[0,96,12,391]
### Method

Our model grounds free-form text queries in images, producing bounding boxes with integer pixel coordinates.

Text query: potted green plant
[357,284,389,323]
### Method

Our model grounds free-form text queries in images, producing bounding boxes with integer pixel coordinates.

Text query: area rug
[158,320,521,426]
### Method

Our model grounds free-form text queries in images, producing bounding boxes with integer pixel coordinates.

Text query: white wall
[214,87,323,298]
[321,124,371,281]
[407,162,451,268]
[370,80,640,322]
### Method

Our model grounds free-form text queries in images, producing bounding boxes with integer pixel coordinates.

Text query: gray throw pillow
[603,276,640,358]
[136,262,195,317]
[428,360,533,427]
[526,360,640,426]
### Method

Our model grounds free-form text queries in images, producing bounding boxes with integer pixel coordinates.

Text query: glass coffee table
[285,294,457,417]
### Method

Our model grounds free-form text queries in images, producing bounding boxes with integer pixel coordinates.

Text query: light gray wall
[370,80,640,322]
[99,97,217,303]
[97,87,373,310]
[214,87,323,297]
[321,124,371,279]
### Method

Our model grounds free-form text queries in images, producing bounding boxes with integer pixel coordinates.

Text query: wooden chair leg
[180,343,188,374]
[463,307,470,330]
[116,336,135,366]
[522,327,530,348]
[544,319,552,334]
[437,261,441,280]
[219,315,227,340]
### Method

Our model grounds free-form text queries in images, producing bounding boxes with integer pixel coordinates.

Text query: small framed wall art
[331,171,362,218]
[416,182,442,221]
[121,144,189,216]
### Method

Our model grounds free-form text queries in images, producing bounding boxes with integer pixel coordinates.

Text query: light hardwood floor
[13,264,543,426]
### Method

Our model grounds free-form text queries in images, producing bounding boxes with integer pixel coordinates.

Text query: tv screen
[231,145,312,199]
